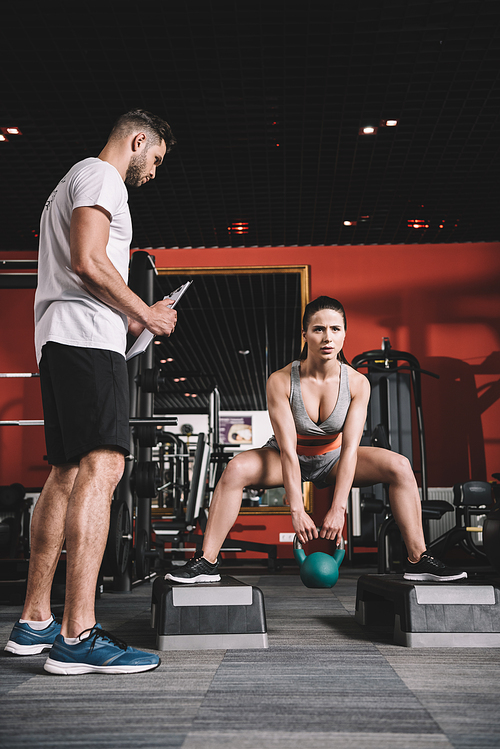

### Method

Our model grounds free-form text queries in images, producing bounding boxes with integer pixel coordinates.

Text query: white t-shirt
[34,157,132,363]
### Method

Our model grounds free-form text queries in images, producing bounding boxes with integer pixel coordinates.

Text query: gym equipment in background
[483,497,500,573]
[349,339,452,572]
[425,480,494,562]
[293,532,345,588]
[0,484,30,560]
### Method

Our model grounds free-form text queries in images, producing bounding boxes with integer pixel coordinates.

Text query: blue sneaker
[43,624,160,675]
[4,616,61,655]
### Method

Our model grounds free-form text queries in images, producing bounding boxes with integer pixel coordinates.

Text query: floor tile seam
[373,641,450,740]
[185,648,232,727]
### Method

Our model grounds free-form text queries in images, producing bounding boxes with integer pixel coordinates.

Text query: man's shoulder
[70,157,120,180]
[69,158,127,211]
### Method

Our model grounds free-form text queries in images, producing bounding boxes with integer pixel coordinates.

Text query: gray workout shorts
[263,436,341,489]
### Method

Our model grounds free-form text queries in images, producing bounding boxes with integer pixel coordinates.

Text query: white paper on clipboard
[125,280,192,361]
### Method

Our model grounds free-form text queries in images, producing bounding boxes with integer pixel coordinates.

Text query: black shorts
[39,342,130,465]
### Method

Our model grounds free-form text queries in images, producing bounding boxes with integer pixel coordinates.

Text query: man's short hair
[110,109,176,152]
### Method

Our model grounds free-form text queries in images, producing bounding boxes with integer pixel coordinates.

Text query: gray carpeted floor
[1,568,499,749]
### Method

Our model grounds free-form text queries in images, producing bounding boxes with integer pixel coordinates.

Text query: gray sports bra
[290,360,351,437]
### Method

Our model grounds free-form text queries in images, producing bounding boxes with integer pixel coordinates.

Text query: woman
[166,296,466,584]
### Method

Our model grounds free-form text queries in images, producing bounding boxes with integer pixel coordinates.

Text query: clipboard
[125,280,192,361]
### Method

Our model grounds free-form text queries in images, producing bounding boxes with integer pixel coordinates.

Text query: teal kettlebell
[293,530,345,588]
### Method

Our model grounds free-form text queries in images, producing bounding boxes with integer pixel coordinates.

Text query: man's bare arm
[70,206,176,337]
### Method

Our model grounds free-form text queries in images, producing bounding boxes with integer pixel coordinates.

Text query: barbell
[0,417,178,427]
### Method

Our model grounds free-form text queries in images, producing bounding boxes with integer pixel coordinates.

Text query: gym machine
[348,339,452,572]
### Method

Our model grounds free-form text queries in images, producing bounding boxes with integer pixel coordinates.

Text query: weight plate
[135,527,151,579]
[135,461,159,498]
[136,423,158,448]
[105,499,132,576]
[140,368,159,393]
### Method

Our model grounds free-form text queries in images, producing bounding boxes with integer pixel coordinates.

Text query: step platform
[151,575,268,650]
[355,574,500,647]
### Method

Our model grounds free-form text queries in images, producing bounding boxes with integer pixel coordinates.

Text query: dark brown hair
[299,296,349,364]
[109,109,176,153]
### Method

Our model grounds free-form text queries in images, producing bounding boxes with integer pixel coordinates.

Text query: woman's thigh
[222,447,285,489]
[326,446,410,487]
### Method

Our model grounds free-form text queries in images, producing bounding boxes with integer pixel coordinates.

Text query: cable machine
[348,338,439,568]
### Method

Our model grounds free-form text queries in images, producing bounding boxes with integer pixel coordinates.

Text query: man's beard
[125,149,148,187]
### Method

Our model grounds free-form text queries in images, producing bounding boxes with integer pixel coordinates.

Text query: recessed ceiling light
[343,220,357,226]
[359,126,377,135]
[0,134,8,143]
[228,221,249,235]
[380,119,398,127]
[238,349,250,355]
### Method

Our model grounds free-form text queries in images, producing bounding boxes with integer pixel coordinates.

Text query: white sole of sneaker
[43,658,161,675]
[164,574,221,584]
[4,640,53,655]
[403,571,468,582]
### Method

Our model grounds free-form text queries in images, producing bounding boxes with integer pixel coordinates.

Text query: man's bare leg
[21,464,79,622]
[61,448,125,638]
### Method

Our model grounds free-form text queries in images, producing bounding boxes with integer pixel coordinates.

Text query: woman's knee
[386,452,414,484]
[221,449,274,488]
[221,453,253,487]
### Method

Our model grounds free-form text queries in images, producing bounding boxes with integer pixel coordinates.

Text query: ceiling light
[2,127,22,135]
[228,221,249,235]
[166,357,174,362]
[154,340,161,344]
[343,221,357,226]
[0,134,8,143]
[238,349,250,355]
[380,119,398,127]
[359,126,377,135]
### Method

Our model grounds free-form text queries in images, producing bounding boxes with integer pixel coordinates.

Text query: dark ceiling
[2,0,500,251]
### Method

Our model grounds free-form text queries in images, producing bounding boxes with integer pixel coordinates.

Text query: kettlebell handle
[293,528,345,552]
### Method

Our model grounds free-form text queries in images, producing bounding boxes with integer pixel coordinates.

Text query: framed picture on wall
[220,415,253,446]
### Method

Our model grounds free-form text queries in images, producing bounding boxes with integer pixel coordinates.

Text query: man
[5,110,176,674]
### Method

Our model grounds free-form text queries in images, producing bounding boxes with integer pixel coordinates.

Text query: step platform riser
[355,574,500,648]
[151,575,268,651]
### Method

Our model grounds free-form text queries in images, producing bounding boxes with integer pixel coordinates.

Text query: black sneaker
[403,553,467,582]
[164,554,220,584]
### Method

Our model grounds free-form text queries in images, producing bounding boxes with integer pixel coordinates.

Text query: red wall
[1,243,499,501]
